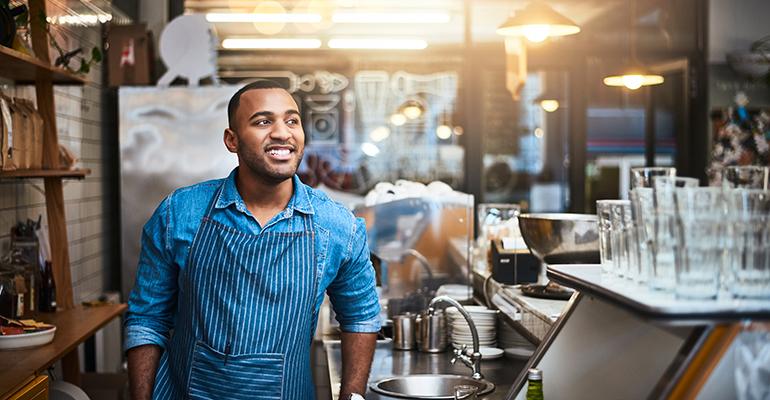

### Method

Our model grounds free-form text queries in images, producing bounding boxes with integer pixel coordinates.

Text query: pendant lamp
[533,92,563,112]
[603,0,664,90]
[496,1,580,43]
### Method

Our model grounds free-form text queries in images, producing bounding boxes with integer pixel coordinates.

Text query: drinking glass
[630,188,654,283]
[720,166,768,290]
[608,200,632,278]
[647,176,699,292]
[630,167,676,189]
[722,166,770,190]
[726,189,770,298]
[674,187,725,299]
[597,200,617,275]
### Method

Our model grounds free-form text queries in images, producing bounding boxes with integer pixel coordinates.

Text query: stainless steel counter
[324,340,527,399]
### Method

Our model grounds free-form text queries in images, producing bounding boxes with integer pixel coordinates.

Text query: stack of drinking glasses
[597,165,770,300]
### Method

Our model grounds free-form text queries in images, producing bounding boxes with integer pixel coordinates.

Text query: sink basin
[370,374,495,399]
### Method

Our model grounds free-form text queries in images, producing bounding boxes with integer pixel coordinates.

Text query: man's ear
[224,128,238,153]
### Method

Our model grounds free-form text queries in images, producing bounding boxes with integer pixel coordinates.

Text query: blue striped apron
[151,185,318,399]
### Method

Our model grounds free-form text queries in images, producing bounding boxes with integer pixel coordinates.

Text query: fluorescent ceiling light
[47,14,113,25]
[221,38,322,49]
[206,12,322,23]
[328,38,428,50]
[331,11,450,24]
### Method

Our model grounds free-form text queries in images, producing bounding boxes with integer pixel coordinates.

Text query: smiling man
[124,80,380,400]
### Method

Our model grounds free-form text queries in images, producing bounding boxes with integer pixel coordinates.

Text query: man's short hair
[227,79,287,129]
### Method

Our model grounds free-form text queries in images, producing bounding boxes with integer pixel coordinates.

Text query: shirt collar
[215,168,314,215]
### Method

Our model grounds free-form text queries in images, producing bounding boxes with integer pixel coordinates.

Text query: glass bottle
[38,261,57,312]
[0,272,19,317]
[526,368,543,400]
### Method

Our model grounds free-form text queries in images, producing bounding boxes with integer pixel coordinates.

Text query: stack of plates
[497,319,534,349]
[447,306,498,348]
[436,284,473,302]
[497,319,536,360]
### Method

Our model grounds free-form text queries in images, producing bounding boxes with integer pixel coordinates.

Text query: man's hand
[127,344,162,400]
[338,331,377,399]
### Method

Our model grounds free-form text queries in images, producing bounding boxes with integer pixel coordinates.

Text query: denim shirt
[124,169,381,351]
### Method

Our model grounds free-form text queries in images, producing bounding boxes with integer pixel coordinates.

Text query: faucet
[427,295,483,380]
[402,248,434,283]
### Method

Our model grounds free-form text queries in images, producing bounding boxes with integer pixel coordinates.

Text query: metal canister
[417,310,447,353]
[392,313,416,350]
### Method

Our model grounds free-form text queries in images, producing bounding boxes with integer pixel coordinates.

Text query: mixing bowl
[518,213,600,264]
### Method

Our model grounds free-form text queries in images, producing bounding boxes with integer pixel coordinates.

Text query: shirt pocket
[188,341,284,400]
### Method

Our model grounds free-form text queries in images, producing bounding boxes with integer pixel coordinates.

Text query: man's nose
[270,121,292,140]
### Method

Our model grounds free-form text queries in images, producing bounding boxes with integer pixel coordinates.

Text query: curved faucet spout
[402,248,434,282]
[428,295,483,380]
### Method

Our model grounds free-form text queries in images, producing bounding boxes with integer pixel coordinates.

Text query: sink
[370,374,495,399]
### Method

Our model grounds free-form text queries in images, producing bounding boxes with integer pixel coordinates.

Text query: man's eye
[287,118,300,125]
[254,119,271,126]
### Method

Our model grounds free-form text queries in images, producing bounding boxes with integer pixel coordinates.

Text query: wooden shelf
[0,304,127,399]
[0,168,90,180]
[0,46,86,85]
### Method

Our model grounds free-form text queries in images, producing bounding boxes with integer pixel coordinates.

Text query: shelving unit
[501,264,770,400]
[0,2,124,398]
[0,46,86,85]
[1,0,91,311]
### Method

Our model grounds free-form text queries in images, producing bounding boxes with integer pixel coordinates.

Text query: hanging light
[496,1,580,42]
[398,99,426,120]
[389,113,407,126]
[603,62,664,90]
[436,125,452,139]
[533,91,563,112]
[602,0,664,90]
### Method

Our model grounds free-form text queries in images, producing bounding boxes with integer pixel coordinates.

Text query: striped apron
[152,185,318,399]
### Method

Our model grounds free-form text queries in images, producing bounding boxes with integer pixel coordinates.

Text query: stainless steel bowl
[518,213,600,265]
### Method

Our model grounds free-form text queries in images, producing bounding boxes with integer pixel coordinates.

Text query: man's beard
[240,147,304,184]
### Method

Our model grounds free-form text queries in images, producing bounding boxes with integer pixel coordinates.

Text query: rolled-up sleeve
[124,197,179,351]
[327,217,381,333]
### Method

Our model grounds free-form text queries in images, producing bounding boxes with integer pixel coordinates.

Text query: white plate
[452,333,496,339]
[0,326,56,350]
[504,347,535,360]
[452,331,497,338]
[446,306,498,315]
[479,347,504,360]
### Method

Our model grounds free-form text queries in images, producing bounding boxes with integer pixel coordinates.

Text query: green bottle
[526,368,543,400]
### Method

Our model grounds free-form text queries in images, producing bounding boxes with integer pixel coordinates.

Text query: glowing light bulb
[361,142,380,157]
[436,125,452,139]
[621,75,644,90]
[522,25,550,43]
[534,128,544,138]
[540,100,559,112]
[389,113,407,126]
[402,105,423,119]
[369,126,391,142]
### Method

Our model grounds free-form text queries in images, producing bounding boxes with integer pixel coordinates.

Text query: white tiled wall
[0,10,108,304]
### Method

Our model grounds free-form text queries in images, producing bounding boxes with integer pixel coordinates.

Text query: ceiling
[183,0,621,48]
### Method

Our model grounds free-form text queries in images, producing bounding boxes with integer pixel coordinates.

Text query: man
[124,80,380,400]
